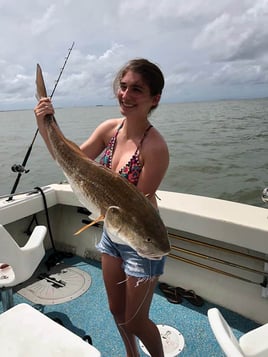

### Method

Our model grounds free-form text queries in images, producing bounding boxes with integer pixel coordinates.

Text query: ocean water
[0,98,267,207]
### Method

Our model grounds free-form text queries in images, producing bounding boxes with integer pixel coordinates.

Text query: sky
[0,0,268,110]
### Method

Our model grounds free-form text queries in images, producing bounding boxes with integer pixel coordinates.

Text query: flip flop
[176,286,204,307]
[159,283,182,304]
[0,264,9,269]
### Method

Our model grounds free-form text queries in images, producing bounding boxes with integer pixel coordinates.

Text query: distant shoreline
[1,96,268,113]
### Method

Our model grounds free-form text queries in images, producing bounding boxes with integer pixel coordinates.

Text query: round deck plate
[17,263,91,305]
[139,324,185,356]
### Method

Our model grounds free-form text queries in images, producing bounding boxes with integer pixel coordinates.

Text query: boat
[1,182,268,356]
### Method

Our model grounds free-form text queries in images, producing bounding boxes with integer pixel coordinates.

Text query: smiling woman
[34,58,169,357]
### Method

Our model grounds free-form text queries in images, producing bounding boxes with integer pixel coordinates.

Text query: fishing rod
[168,232,268,264]
[171,245,268,277]
[7,42,75,201]
[49,41,75,98]
[169,253,267,287]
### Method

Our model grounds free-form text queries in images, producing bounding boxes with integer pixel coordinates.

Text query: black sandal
[159,283,182,304]
[176,287,204,306]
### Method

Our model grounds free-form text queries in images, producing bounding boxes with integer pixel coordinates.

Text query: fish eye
[145,238,152,243]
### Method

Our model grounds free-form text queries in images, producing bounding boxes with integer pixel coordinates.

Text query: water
[0,99,267,207]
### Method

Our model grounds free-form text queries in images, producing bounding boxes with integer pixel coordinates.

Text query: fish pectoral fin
[74,215,105,236]
[145,192,161,200]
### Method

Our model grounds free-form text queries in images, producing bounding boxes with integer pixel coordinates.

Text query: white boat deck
[1,183,268,324]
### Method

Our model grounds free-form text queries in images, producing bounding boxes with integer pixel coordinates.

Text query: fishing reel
[262,187,268,203]
[11,164,30,174]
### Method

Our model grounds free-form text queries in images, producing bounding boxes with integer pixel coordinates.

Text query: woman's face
[117,70,160,117]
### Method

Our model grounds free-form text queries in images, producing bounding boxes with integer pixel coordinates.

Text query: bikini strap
[114,119,125,139]
[139,124,153,148]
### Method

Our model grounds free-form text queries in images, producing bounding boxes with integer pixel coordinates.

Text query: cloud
[211,61,268,85]
[31,4,58,36]
[54,43,127,105]
[0,0,268,110]
[193,1,268,62]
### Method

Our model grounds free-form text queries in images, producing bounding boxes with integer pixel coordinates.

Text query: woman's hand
[33,97,56,159]
[34,97,54,122]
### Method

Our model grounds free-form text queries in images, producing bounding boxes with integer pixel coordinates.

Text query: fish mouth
[137,250,169,260]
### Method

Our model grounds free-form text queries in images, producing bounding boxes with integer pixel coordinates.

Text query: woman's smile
[121,101,136,108]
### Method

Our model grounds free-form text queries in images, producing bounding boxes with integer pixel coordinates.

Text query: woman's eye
[133,86,142,92]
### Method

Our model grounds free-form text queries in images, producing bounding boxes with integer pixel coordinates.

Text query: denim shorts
[96,229,166,279]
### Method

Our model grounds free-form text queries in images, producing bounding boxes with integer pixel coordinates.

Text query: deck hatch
[139,324,185,356]
[15,262,91,305]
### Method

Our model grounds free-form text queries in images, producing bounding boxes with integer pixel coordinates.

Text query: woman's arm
[35,98,119,162]
[137,130,169,208]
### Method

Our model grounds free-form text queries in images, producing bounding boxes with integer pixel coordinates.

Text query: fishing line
[118,261,160,356]
[7,42,75,200]
[118,262,153,327]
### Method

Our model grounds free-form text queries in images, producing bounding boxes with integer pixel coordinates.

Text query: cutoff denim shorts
[96,229,166,279]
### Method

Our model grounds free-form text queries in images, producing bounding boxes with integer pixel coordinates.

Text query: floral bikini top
[99,120,153,186]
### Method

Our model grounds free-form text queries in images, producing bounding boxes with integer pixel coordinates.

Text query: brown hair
[113,58,165,112]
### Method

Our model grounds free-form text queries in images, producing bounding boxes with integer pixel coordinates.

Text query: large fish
[35,64,170,259]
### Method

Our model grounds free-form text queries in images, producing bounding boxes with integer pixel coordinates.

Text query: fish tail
[36,64,48,100]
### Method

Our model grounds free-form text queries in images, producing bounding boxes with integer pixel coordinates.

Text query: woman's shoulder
[143,126,169,162]
[97,118,123,132]
[95,118,124,143]
[149,126,169,150]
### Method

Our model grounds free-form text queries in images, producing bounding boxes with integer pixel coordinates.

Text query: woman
[34,58,169,357]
